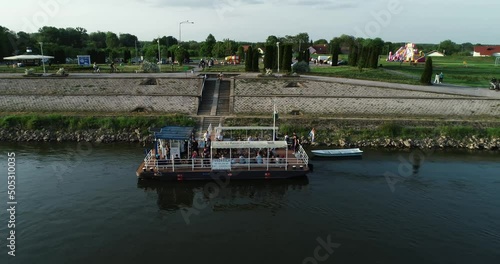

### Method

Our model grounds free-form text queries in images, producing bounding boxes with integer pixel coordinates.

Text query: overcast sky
[1,0,498,44]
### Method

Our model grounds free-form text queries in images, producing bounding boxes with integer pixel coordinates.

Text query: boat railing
[156,158,210,171]
[295,145,309,167]
[143,149,155,170]
[151,157,308,172]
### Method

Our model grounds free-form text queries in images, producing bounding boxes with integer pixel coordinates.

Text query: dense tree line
[0,26,242,64]
[0,25,479,67]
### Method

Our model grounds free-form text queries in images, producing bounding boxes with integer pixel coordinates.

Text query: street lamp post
[157,38,161,72]
[276,42,280,73]
[39,42,46,74]
[179,20,194,43]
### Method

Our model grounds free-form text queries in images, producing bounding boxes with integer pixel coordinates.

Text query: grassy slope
[0,114,197,134]
[379,56,499,87]
[2,114,499,141]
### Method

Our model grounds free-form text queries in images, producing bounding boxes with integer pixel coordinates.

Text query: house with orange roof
[473,46,500,57]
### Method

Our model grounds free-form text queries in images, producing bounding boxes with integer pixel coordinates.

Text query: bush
[401,127,436,138]
[0,114,197,131]
[438,126,476,138]
[378,123,403,137]
[55,68,67,75]
[486,127,500,138]
[420,57,433,85]
[292,61,310,73]
[139,61,160,73]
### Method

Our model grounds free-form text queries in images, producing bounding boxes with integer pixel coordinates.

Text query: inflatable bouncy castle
[387,43,425,63]
[225,55,240,64]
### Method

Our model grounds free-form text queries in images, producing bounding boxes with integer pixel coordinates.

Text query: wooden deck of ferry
[136,146,310,181]
[136,125,311,181]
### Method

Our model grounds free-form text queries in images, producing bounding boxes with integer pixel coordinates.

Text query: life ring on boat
[265,172,271,179]
[177,174,183,181]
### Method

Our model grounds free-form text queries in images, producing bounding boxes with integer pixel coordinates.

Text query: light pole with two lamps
[179,20,194,43]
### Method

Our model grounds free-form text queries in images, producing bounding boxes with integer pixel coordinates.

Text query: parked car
[326,59,348,66]
[337,60,348,65]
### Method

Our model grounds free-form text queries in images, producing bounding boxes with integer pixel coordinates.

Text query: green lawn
[379,56,500,87]
[0,63,195,74]
[202,64,246,72]
[2,56,498,89]
[309,65,421,85]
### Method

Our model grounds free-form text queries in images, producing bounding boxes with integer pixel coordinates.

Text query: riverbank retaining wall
[232,79,500,117]
[1,76,499,118]
[0,77,202,113]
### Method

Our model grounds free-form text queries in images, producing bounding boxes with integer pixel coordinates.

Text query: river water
[0,142,499,264]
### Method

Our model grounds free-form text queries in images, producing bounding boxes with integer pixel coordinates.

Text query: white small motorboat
[311,148,363,157]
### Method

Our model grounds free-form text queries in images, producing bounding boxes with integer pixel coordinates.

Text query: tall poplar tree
[282,44,293,72]
[252,49,260,72]
[264,45,274,70]
[420,57,433,85]
[330,38,341,66]
[245,46,253,72]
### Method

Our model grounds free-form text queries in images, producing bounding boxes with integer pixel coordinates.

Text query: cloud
[139,0,262,9]
[139,0,357,10]
[285,0,357,9]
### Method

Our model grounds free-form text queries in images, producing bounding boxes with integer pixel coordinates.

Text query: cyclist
[93,62,100,73]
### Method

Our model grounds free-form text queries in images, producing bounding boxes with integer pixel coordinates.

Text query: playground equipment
[387,43,425,63]
[224,55,240,64]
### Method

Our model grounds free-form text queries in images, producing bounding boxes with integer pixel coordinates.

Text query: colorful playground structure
[224,55,240,64]
[387,43,425,63]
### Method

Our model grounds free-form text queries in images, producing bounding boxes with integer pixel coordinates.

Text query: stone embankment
[233,79,500,117]
[1,75,499,117]
[1,128,498,150]
[0,77,202,113]
[308,137,499,150]
[0,128,152,143]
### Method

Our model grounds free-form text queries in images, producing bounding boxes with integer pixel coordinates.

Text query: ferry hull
[137,169,309,181]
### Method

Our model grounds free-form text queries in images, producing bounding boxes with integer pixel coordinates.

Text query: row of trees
[0,26,246,64]
[0,24,482,67]
[329,35,384,70]
[242,33,313,73]
[0,25,142,64]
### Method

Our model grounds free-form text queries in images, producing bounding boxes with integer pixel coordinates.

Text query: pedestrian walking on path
[434,73,440,84]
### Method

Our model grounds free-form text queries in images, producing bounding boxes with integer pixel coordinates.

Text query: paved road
[1,72,499,99]
[235,72,500,99]
[299,75,500,99]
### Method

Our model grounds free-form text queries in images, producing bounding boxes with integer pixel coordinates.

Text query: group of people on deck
[234,149,285,165]
[155,127,317,167]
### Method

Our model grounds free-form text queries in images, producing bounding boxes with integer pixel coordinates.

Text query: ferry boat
[136,125,311,181]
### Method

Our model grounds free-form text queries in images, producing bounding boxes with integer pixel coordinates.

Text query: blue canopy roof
[154,126,194,140]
